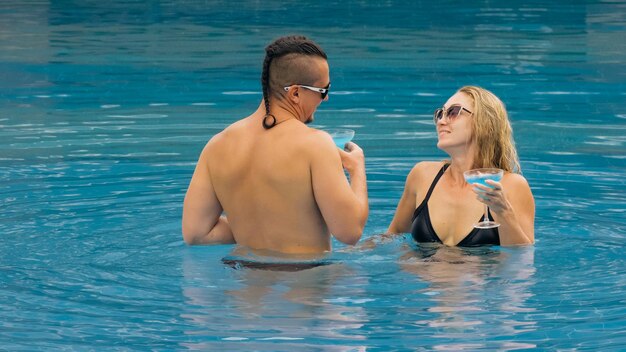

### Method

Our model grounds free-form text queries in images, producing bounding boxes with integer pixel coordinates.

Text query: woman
[387,86,534,246]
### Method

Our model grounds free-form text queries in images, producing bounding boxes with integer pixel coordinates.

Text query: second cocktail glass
[463,168,504,229]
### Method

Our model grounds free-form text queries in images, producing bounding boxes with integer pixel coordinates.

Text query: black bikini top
[410,164,500,247]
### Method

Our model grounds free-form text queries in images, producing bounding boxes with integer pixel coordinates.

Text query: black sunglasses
[433,105,473,124]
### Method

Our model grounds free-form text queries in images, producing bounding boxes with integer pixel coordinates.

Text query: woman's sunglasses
[433,105,473,124]
[284,83,331,99]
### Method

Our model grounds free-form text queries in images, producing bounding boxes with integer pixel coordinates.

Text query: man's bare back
[182,36,368,254]
[187,105,362,253]
[183,102,368,253]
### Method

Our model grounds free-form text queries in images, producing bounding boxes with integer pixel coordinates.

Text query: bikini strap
[412,163,450,220]
[423,163,449,203]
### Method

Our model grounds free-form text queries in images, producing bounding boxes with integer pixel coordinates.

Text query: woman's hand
[470,180,512,214]
[470,174,536,246]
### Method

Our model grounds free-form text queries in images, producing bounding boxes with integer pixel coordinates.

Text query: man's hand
[338,142,365,175]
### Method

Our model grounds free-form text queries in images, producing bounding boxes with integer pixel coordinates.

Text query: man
[182,35,368,254]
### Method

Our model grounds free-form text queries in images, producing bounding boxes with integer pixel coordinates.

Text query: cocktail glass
[325,129,355,149]
[463,168,504,229]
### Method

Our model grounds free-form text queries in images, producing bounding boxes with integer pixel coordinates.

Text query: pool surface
[1,1,625,350]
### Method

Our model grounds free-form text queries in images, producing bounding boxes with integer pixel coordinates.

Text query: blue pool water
[1,1,625,350]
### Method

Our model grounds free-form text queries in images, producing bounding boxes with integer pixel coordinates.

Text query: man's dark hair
[261,35,327,129]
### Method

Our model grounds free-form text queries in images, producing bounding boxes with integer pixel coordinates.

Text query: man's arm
[310,133,368,245]
[182,144,235,245]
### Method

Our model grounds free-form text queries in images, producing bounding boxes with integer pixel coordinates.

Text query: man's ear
[287,86,300,103]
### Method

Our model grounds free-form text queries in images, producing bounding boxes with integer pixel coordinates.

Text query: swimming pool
[1,1,625,350]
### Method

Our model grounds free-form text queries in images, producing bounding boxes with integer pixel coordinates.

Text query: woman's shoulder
[410,160,447,174]
[502,172,534,198]
[503,171,530,187]
[407,160,447,182]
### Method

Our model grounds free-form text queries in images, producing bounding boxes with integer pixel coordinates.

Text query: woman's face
[435,92,474,153]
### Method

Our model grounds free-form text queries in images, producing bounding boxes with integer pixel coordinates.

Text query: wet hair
[261,35,327,129]
[459,86,521,173]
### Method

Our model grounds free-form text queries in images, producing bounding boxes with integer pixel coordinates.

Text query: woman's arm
[475,173,535,245]
[387,165,420,234]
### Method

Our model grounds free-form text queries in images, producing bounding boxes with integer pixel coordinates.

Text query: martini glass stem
[483,205,490,223]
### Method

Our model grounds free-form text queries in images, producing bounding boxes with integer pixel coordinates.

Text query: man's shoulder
[206,120,244,146]
[272,127,337,167]
[300,127,337,154]
[275,125,333,149]
[305,127,335,143]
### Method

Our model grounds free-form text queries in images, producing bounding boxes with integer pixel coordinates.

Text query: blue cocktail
[463,168,504,229]
[463,171,503,188]
[325,129,355,149]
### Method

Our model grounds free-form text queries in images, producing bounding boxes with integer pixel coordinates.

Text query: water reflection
[180,247,368,349]
[400,244,538,348]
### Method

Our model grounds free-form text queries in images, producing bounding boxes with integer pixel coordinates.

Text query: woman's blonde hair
[459,86,521,173]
